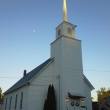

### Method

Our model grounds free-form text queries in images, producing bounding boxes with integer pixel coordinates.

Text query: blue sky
[0,0,110,100]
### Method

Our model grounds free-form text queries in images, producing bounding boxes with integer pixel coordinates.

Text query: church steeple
[56,0,76,39]
[63,0,68,22]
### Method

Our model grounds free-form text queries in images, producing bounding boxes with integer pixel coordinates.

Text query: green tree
[43,84,56,110]
[43,99,47,110]
[97,87,110,103]
[51,85,56,110]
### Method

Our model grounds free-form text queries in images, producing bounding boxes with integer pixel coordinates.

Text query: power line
[0,76,21,79]
[84,69,110,73]
[0,69,110,79]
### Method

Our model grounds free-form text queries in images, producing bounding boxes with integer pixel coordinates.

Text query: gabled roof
[4,58,54,95]
[82,74,94,90]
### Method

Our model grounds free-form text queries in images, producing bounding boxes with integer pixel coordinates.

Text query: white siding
[3,86,29,110]
[27,62,60,110]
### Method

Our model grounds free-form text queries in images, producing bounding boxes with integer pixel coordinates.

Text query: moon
[33,29,36,33]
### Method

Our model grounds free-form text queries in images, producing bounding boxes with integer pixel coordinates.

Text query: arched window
[58,29,61,36]
[68,27,72,35]
[20,92,23,110]
[5,98,7,110]
[15,95,17,110]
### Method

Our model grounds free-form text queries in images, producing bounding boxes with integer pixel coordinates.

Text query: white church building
[3,0,94,110]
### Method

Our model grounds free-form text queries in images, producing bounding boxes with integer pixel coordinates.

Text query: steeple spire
[63,0,68,21]
[56,0,76,39]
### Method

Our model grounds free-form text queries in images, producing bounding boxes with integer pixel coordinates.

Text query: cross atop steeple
[63,0,68,21]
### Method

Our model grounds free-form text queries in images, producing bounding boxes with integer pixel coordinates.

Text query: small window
[9,96,12,110]
[20,92,23,110]
[68,28,72,35]
[5,98,7,110]
[15,95,17,110]
[58,29,61,36]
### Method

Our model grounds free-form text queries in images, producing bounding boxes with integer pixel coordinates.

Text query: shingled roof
[4,58,54,95]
